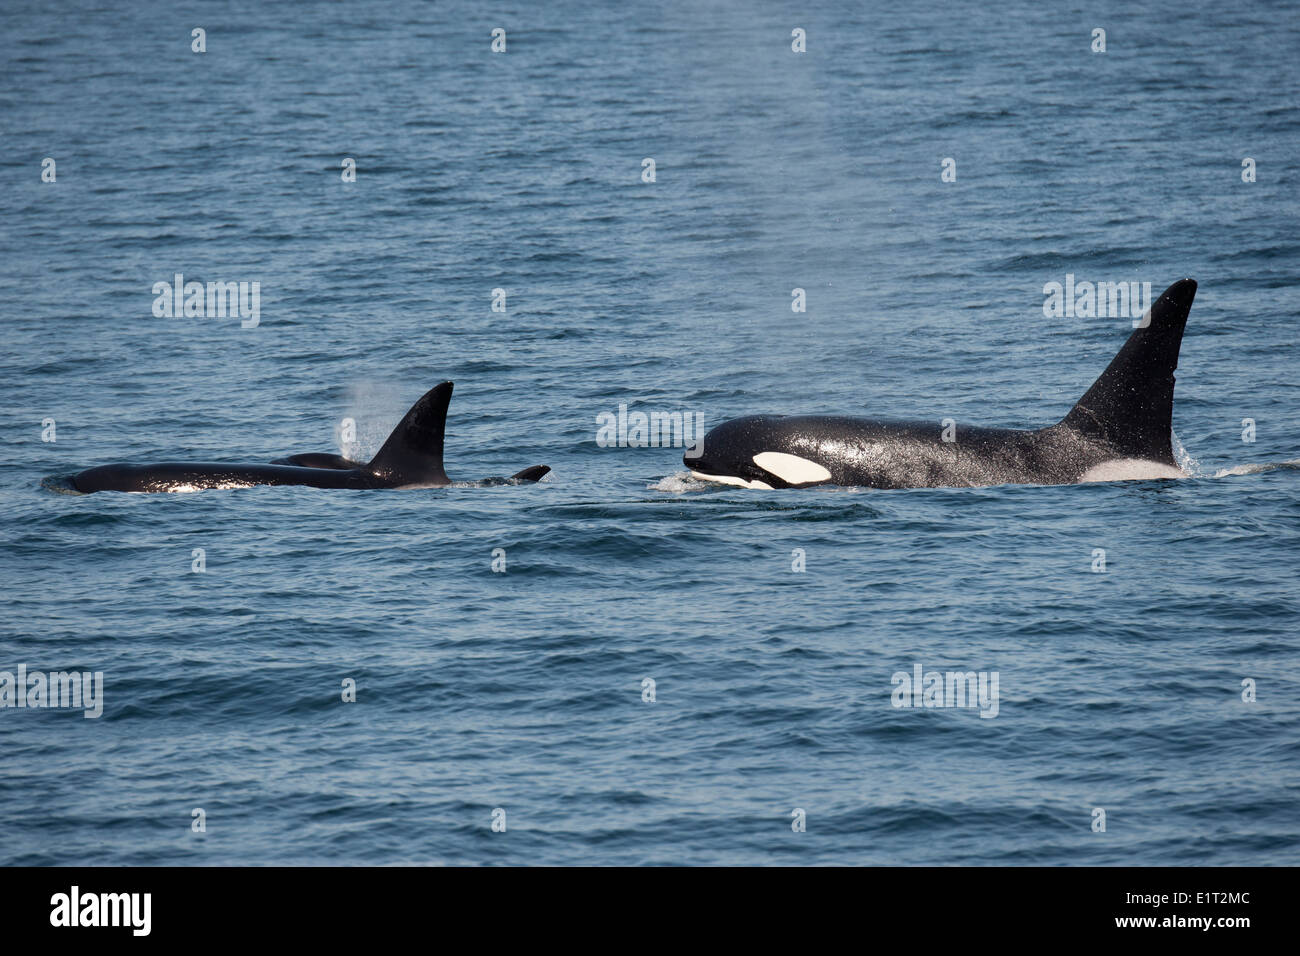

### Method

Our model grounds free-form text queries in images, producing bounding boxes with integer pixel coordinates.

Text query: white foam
[1211,460,1300,478]
[649,471,713,493]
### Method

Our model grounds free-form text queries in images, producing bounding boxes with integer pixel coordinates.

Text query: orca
[685,278,1199,490]
[269,452,549,483]
[268,452,360,470]
[65,382,550,493]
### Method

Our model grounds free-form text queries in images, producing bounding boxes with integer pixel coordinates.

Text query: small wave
[1162,434,1298,482]
[1211,459,1300,478]
[450,473,556,488]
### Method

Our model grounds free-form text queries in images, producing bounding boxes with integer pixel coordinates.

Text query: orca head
[684,416,833,489]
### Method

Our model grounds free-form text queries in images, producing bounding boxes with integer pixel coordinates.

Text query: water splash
[1174,429,1300,480]
[649,471,712,493]
[341,382,409,461]
[1171,429,1203,476]
[1212,459,1300,478]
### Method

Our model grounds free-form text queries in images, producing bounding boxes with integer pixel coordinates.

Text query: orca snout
[682,418,772,487]
[682,422,715,469]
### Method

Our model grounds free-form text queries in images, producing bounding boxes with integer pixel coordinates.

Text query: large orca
[685,278,1199,490]
[65,382,550,493]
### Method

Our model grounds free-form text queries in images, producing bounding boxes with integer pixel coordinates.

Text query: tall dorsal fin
[365,381,452,485]
[1055,278,1197,466]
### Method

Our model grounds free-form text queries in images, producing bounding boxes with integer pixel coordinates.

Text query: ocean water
[2,0,1298,865]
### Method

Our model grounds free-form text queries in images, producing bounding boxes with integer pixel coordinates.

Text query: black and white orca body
[686,279,1198,490]
[67,382,550,493]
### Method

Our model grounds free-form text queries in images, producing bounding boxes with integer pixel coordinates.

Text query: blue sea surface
[1,0,1298,865]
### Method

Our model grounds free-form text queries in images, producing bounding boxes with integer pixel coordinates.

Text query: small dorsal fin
[1056,278,1197,465]
[365,382,452,485]
[270,453,359,470]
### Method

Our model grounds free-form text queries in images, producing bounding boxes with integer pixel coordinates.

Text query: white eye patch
[752,452,831,485]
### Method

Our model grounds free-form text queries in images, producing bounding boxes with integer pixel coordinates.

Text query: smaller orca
[269,453,549,483]
[268,452,360,470]
[685,278,1200,490]
[65,382,550,493]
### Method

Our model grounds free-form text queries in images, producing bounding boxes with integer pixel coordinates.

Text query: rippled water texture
[1,1,1297,864]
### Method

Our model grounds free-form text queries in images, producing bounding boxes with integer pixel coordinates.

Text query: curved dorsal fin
[1056,278,1197,465]
[365,382,452,485]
